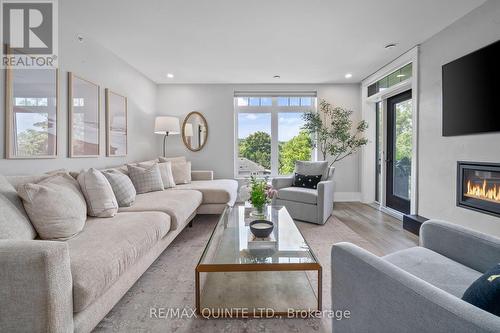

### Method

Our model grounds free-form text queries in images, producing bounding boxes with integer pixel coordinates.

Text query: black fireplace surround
[457,161,500,218]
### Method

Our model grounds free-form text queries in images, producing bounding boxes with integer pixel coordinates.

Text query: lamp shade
[154,116,180,135]
[184,123,193,137]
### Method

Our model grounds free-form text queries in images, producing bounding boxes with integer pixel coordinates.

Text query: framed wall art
[5,68,59,159]
[105,89,127,156]
[68,72,100,157]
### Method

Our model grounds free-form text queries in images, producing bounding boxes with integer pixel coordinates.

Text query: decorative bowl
[249,220,274,238]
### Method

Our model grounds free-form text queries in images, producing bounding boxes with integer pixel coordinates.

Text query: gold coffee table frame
[195,205,322,318]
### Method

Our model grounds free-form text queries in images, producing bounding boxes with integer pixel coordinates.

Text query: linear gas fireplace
[457,161,500,218]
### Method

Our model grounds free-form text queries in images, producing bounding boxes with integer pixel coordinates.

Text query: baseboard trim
[380,206,404,221]
[334,192,362,202]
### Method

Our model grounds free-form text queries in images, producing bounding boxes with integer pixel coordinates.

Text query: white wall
[418,0,500,236]
[155,83,362,197]
[0,3,158,175]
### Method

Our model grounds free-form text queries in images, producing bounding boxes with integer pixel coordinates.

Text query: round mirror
[182,111,208,152]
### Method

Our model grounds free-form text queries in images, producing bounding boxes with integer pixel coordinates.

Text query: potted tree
[302,99,368,167]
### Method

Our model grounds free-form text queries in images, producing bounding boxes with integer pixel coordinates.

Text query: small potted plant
[248,175,277,218]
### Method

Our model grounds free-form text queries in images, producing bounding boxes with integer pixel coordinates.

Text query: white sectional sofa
[0,161,238,333]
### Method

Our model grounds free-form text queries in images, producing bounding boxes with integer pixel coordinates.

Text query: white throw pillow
[171,161,192,185]
[127,163,164,194]
[17,173,87,240]
[77,168,118,217]
[101,169,136,207]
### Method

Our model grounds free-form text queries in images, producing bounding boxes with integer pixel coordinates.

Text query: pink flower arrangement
[265,184,278,200]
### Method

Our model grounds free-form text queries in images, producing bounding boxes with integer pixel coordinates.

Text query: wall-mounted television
[442,40,500,136]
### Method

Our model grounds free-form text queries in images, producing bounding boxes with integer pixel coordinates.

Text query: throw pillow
[295,161,329,181]
[0,175,37,239]
[101,169,136,207]
[292,173,322,189]
[462,263,500,316]
[171,161,192,185]
[77,168,118,217]
[17,173,87,240]
[0,194,35,240]
[138,161,176,189]
[127,163,164,194]
[158,156,186,164]
[158,162,176,188]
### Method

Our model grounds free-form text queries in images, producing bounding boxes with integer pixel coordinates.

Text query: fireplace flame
[466,180,500,203]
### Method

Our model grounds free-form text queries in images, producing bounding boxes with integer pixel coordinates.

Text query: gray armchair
[272,161,334,224]
[331,220,500,333]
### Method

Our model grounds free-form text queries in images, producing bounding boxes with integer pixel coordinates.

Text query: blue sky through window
[238,112,305,142]
[278,113,306,141]
[238,113,271,139]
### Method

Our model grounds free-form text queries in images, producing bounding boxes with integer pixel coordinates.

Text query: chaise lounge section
[0,161,238,333]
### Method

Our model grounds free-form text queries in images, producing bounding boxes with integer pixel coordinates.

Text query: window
[367,63,412,97]
[235,95,316,177]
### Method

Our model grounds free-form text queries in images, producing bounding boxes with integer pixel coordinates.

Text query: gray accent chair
[272,161,334,224]
[331,220,500,333]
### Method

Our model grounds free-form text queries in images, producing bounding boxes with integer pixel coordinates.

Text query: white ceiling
[63,0,486,84]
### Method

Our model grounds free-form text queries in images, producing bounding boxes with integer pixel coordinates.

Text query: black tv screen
[442,40,500,136]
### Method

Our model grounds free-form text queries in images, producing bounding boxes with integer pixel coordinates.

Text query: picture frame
[68,72,100,157]
[105,88,128,157]
[5,68,59,159]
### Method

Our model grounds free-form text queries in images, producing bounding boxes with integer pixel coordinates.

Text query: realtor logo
[1,0,58,68]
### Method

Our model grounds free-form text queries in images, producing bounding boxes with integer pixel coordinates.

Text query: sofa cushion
[118,189,202,230]
[383,247,482,298]
[276,187,318,205]
[0,175,36,239]
[68,211,171,312]
[77,168,118,217]
[173,179,238,205]
[17,173,87,240]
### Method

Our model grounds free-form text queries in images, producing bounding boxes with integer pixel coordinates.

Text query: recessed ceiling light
[273,75,281,79]
[345,73,353,79]
[166,73,174,78]
[385,43,397,49]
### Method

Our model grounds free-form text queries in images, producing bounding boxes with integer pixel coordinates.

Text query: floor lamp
[154,116,180,157]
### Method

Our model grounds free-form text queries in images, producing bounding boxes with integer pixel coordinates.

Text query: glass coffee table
[195,205,322,318]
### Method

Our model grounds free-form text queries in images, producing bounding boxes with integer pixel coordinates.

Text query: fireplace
[457,161,500,217]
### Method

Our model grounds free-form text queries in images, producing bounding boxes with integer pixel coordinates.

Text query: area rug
[94,213,375,333]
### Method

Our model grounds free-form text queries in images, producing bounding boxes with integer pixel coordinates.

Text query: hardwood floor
[332,202,418,256]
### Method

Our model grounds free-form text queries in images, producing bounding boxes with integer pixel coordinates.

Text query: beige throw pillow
[171,161,192,185]
[0,175,37,239]
[158,162,176,188]
[77,168,118,217]
[101,170,136,207]
[158,156,186,164]
[127,163,164,194]
[138,161,175,189]
[17,173,87,240]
